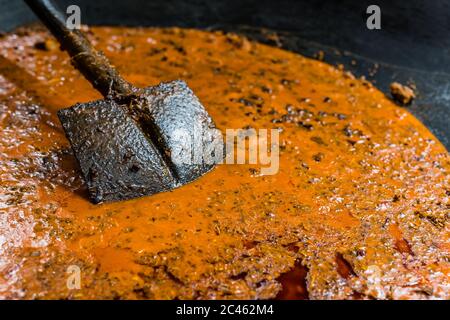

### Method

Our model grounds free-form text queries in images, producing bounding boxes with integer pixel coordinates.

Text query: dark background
[1,0,449,148]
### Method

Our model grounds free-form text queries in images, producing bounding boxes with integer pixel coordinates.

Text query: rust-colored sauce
[0,25,448,299]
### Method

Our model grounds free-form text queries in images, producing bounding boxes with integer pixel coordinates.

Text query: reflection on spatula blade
[136,80,220,184]
[58,80,220,203]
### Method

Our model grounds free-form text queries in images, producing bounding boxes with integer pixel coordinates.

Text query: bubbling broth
[0,25,448,299]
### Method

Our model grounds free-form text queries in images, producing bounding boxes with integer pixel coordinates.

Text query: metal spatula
[25,0,223,203]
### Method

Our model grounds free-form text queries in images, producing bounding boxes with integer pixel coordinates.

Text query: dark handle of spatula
[24,0,135,98]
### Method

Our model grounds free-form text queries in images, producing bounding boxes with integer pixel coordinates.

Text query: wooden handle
[24,0,135,98]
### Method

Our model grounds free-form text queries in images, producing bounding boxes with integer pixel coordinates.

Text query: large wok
[1,0,449,149]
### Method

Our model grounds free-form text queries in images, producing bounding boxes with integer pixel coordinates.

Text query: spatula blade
[58,99,177,203]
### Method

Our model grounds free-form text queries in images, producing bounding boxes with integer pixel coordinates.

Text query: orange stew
[0,25,448,299]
